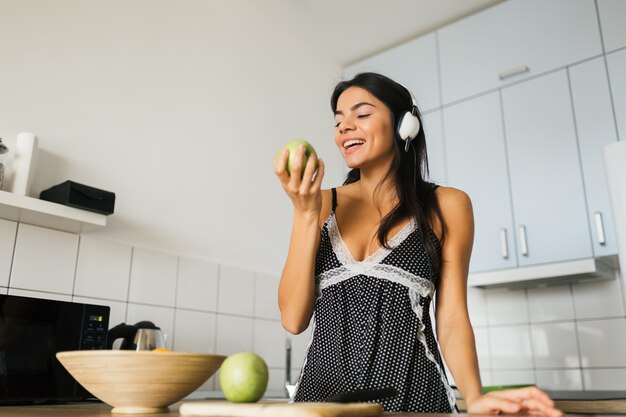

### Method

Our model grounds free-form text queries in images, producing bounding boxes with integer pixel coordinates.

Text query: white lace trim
[409,288,458,413]
[327,212,416,266]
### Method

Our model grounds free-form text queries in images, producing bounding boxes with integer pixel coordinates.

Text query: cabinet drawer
[343,33,440,112]
[438,0,602,105]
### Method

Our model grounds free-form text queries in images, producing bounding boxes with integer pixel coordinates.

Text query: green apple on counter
[276,139,318,178]
[219,352,269,403]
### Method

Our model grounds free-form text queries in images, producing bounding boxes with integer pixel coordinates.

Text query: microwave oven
[0,294,110,405]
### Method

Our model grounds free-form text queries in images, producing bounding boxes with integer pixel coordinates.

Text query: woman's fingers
[312,159,325,190]
[273,148,290,183]
[468,394,523,415]
[482,387,563,417]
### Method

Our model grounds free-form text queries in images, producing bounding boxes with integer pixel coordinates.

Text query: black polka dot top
[292,187,457,413]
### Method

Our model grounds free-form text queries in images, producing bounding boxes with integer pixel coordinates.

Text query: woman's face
[334,86,395,171]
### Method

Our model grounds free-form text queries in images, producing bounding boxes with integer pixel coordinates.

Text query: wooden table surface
[0,401,600,417]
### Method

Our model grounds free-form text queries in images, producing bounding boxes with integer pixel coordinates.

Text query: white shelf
[0,190,107,233]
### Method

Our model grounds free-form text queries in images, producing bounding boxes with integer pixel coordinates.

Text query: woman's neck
[356,162,398,214]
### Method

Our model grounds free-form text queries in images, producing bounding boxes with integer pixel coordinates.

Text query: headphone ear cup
[398,112,421,141]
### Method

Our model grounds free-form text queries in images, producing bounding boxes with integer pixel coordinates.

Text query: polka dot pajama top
[292,187,457,413]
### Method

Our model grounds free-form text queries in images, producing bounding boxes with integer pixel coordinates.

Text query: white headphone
[397,89,421,152]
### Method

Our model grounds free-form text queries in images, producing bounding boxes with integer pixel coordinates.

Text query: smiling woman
[273,72,563,416]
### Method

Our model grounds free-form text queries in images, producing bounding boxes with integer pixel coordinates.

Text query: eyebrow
[334,101,375,116]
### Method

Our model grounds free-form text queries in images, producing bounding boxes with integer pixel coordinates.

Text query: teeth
[343,139,365,148]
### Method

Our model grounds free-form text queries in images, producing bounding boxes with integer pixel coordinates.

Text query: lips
[342,138,366,154]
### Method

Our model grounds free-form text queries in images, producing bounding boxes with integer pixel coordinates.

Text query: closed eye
[357,114,370,119]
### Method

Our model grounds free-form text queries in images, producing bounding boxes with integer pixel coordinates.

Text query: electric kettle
[107,321,166,351]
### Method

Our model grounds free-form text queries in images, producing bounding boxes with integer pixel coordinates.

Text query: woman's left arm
[434,188,563,416]
[433,187,482,405]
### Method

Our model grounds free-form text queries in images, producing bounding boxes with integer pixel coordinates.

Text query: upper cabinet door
[438,0,602,105]
[569,57,619,257]
[343,33,441,112]
[444,92,517,274]
[502,70,593,267]
[607,49,626,142]
[597,0,626,53]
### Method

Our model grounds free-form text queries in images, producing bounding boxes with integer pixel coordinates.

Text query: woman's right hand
[273,144,325,217]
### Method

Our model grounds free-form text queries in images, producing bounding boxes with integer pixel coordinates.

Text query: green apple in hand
[219,352,269,403]
[276,139,318,178]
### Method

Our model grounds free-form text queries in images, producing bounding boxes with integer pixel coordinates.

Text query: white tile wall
[489,325,534,370]
[577,318,626,367]
[253,319,286,368]
[74,236,132,301]
[8,288,72,302]
[217,265,254,317]
[467,287,488,327]
[485,288,529,325]
[491,370,535,386]
[0,219,17,287]
[527,285,575,323]
[10,224,79,294]
[0,286,7,294]
[176,257,218,312]
[530,322,580,368]
[535,369,583,390]
[254,272,281,320]
[582,368,626,390]
[474,327,491,370]
[215,314,253,355]
[173,309,216,353]
[128,248,178,307]
[573,277,625,319]
[126,303,175,349]
[268,368,287,392]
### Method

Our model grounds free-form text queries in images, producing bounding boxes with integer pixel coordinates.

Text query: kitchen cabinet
[597,0,626,53]
[502,70,592,267]
[443,91,517,273]
[422,110,446,184]
[343,33,441,112]
[438,0,602,105]
[606,49,626,142]
[569,57,619,258]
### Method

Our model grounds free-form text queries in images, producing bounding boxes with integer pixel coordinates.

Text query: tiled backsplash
[466,277,626,391]
[2,218,626,393]
[0,219,310,394]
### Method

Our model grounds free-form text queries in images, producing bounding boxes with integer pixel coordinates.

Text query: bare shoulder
[435,185,473,216]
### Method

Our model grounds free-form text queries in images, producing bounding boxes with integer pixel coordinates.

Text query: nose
[339,118,356,134]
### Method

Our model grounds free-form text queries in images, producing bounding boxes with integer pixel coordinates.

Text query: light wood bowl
[56,350,226,414]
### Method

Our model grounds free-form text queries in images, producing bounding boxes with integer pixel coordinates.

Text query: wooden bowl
[56,350,226,414]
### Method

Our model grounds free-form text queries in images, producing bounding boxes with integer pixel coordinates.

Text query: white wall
[0,0,346,275]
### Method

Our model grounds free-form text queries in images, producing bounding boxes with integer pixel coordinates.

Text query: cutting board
[179,400,383,417]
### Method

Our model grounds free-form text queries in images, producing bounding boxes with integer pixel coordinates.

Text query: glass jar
[0,138,8,190]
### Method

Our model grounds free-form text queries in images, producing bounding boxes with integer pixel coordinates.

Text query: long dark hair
[330,72,445,273]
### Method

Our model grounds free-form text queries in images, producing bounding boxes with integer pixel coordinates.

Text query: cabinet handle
[498,65,530,80]
[595,211,606,246]
[518,225,529,256]
[500,228,509,259]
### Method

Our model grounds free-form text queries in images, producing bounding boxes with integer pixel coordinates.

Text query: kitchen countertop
[0,399,621,416]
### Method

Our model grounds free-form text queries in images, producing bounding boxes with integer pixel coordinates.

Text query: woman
[273,72,562,415]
